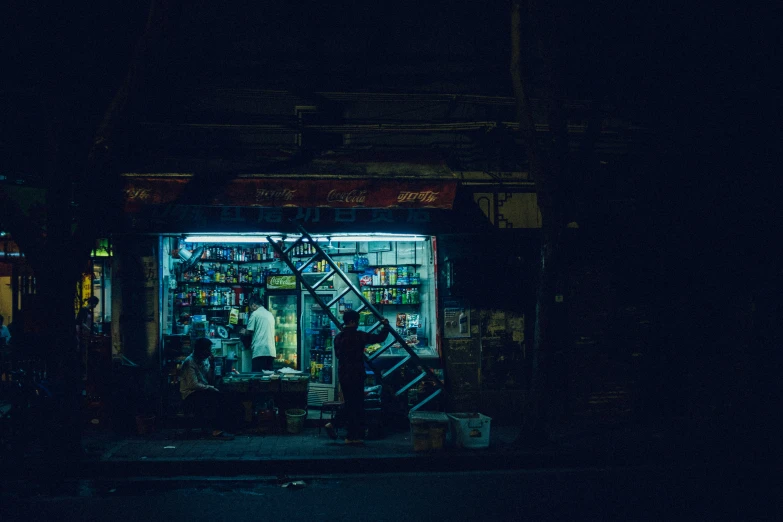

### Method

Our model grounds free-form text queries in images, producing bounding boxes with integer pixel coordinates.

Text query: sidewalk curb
[12,448,674,480]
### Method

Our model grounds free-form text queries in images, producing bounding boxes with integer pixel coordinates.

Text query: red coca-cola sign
[123,176,457,211]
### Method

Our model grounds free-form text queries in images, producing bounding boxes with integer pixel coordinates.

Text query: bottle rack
[363,264,421,268]
[194,245,276,262]
[359,282,422,305]
[179,281,264,287]
[362,284,422,288]
[197,258,278,264]
[348,264,421,274]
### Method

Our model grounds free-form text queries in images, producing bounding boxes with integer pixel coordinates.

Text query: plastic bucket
[285,408,307,434]
[447,413,491,448]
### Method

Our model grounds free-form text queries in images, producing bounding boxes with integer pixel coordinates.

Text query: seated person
[179,338,235,440]
[0,314,11,348]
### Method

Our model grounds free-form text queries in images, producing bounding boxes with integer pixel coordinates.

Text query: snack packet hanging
[407,313,420,329]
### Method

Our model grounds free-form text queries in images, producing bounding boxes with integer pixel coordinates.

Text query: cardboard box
[409,411,449,452]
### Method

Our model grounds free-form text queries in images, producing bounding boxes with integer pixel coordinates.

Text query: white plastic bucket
[447,413,491,448]
[285,409,307,434]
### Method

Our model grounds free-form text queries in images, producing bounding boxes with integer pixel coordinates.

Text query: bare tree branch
[90,0,174,161]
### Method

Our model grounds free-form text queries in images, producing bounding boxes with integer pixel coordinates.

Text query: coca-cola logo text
[267,275,296,288]
[326,189,367,204]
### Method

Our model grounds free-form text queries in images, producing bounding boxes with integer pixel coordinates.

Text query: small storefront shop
[119,174,468,428]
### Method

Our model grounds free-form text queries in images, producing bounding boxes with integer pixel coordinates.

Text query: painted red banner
[123,177,457,211]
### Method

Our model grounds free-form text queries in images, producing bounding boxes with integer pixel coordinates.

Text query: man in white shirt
[179,337,234,440]
[241,295,276,371]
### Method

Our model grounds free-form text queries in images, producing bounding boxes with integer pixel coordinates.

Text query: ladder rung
[409,388,443,412]
[283,238,304,256]
[367,343,393,361]
[381,355,411,379]
[281,223,446,411]
[312,271,335,290]
[326,287,352,307]
[297,254,320,273]
[395,371,426,396]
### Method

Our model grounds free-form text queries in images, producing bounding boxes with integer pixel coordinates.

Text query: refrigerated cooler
[301,292,338,406]
[265,287,299,370]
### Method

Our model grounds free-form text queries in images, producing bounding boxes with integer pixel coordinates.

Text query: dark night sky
[2,1,774,218]
[3,2,771,135]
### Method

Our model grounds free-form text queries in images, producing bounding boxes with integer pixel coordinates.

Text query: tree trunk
[518,221,566,444]
[0,0,184,462]
[35,264,85,459]
[35,159,89,461]
[510,0,570,446]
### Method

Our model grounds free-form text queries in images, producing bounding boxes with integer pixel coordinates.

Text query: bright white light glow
[185,235,285,243]
[327,235,427,242]
[184,233,428,243]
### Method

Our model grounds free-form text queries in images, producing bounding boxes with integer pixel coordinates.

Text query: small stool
[364,407,384,440]
[318,400,344,434]
[172,399,202,439]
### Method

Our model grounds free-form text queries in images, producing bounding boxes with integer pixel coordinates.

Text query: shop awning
[123,175,457,211]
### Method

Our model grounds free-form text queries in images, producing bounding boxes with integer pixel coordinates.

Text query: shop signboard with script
[122,176,457,211]
[266,275,297,290]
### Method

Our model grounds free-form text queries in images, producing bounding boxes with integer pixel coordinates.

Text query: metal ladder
[265,224,444,412]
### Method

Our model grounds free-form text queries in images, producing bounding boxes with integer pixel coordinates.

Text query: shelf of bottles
[200,245,277,262]
[306,330,334,385]
[175,286,245,308]
[269,295,298,370]
[181,262,273,285]
[177,243,286,287]
[275,329,299,368]
[347,254,420,272]
[360,286,421,306]
[304,304,336,385]
[354,263,422,305]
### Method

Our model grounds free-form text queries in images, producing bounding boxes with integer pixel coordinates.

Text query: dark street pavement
[4,411,768,481]
[73,422,576,477]
[3,467,778,521]
[3,414,775,520]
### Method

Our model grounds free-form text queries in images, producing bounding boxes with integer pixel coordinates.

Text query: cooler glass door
[267,293,299,370]
[302,293,337,405]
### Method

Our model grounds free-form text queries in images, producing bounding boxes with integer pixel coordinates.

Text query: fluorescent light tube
[327,235,427,242]
[184,235,278,243]
[185,234,428,243]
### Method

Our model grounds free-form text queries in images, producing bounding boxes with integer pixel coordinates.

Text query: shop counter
[219,374,309,411]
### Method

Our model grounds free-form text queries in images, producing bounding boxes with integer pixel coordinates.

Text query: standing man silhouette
[330,310,390,444]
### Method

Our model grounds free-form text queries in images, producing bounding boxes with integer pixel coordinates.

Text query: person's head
[193,337,213,361]
[87,296,99,309]
[342,310,360,327]
[249,295,263,310]
[0,314,4,325]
